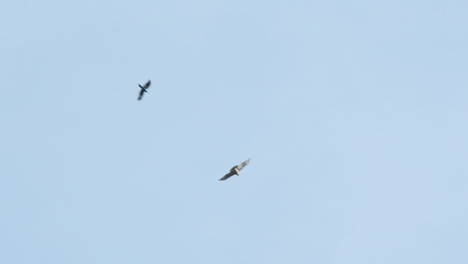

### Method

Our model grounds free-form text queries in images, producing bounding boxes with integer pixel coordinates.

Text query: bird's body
[138,80,151,100]
[219,159,250,181]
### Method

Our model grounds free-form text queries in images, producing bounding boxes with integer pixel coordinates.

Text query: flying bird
[138,80,151,100]
[219,159,250,181]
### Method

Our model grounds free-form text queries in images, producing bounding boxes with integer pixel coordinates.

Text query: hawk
[138,80,151,100]
[219,159,250,181]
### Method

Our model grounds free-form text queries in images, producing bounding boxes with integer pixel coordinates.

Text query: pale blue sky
[1,0,468,263]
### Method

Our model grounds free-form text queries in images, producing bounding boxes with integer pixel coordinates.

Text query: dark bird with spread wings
[219,159,250,181]
[138,80,151,100]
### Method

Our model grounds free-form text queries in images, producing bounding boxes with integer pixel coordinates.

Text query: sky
[1,0,468,263]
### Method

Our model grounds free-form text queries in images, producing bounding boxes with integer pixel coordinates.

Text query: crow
[219,159,250,181]
[138,80,151,100]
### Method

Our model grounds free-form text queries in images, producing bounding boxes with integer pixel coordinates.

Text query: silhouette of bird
[219,159,250,181]
[138,80,151,100]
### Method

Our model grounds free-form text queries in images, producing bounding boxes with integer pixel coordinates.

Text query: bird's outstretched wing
[143,80,151,89]
[219,171,236,181]
[236,158,250,171]
[138,90,145,100]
